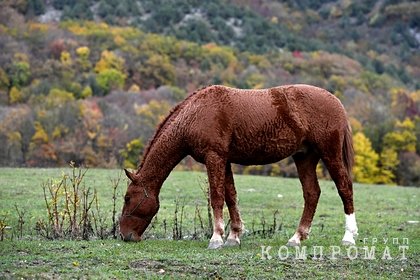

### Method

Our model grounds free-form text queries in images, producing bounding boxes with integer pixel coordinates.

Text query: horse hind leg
[287,151,321,246]
[224,163,244,247]
[322,155,358,245]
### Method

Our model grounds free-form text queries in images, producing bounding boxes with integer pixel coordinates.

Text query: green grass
[0,168,419,279]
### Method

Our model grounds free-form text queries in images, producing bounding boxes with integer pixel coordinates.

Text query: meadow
[0,168,419,279]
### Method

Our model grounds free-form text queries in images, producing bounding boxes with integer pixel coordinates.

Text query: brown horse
[119,84,358,249]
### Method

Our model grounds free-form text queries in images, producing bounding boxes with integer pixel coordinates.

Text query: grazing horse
[119,84,358,249]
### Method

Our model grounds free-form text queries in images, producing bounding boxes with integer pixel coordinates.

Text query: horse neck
[137,127,185,196]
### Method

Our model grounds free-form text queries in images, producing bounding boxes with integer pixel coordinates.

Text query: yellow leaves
[383,118,417,153]
[247,54,271,70]
[120,139,144,169]
[86,130,97,140]
[7,131,22,143]
[14,52,29,63]
[28,22,49,33]
[46,88,75,109]
[76,46,91,71]
[64,21,143,42]
[349,117,363,133]
[377,148,399,184]
[9,86,23,104]
[60,51,72,66]
[135,100,171,129]
[96,133,112,149]
[32,122,49,144]
[52,125,69,139]
[95,50,125,73]
[353,123,411,184]
[65,21,109,36]
[76,46,90,59]
[203,43,237,69]
[310,51,362,77]
[244,72,266,89]
[353,132,380,184]
[128,84,140,93]
[114,34,126,46]
[81,86,92,98]
[80,100,103,141]
[396,118,415,130]
[93,49,126,93]
[140,54,175,87]
[66,24,87,36]
[329,75,346,92]
[410,90,420,102]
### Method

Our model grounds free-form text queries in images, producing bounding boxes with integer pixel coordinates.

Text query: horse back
[179,84,348,164]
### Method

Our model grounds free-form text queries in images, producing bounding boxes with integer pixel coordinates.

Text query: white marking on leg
[287,232,301,247]
[208,219,224,249]
[224,231,240,247]
[342,213,358,245]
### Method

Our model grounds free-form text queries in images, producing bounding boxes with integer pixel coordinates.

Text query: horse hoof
[286,240,300,247]
[224,238,240,247]
[208,239,224,249]
[342,239,356,246]
[287,233,301,247]
[342,231,356,245]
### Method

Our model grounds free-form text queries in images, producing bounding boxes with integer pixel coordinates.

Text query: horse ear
[124,169,138,183]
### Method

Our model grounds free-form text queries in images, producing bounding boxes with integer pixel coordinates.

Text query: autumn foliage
[0,1,419,186]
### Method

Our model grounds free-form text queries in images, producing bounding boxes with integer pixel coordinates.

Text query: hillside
[21,0,420,87]
[0,0,419,186]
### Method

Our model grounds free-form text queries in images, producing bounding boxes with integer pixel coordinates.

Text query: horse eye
[124,196,130,204]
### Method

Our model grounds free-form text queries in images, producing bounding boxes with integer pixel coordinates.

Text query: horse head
[119,169,159,242]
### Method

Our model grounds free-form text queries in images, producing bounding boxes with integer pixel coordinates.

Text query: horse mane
[136,85,212,173]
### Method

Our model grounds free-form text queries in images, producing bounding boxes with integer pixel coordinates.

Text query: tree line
[0,6,419,186]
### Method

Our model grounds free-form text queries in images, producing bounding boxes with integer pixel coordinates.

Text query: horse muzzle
[120,231,141,242]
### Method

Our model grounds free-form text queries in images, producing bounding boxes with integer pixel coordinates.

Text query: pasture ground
[0,168,419,279]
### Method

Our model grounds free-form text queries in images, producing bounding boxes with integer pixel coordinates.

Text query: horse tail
[342,122,354,177]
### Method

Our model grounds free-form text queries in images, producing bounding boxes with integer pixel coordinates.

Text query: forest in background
[0,0,419,186]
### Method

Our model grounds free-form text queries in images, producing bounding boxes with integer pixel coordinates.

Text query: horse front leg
[288,152,321,246]
[206,152,227,249]
[224,163,243,247]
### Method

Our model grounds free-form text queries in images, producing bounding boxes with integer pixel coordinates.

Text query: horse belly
[228,131,301,165]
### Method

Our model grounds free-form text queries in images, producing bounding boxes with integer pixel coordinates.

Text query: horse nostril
[121,232,133,242]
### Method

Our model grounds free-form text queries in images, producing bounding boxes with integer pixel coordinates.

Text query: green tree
[45,88,75,109]
[94,50,126,94]
[383,118,417,153]
[120,139,144,169]
[377,148,399,184]
[96,69,126,93]
[139,54,176,88]
[26,0,46,16]
[0,68,10,104]
[0,68,10,90]
[10,60,31,88]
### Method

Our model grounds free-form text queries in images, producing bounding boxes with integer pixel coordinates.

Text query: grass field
[0,168,419,279]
